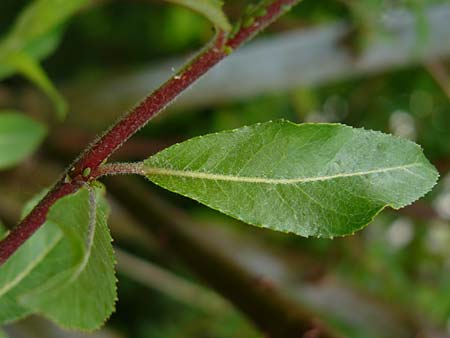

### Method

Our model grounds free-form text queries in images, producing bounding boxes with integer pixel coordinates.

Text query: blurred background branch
[63,4,450,124]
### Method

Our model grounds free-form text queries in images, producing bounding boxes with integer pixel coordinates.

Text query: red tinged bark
[0,0,301,265]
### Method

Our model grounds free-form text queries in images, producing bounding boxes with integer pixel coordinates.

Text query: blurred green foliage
[0,0,90,119]
[0,112,46,169]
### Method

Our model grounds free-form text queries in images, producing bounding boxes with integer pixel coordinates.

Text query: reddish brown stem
[69,30,227,179]
[0,181,82,263]
[0,0,301,265]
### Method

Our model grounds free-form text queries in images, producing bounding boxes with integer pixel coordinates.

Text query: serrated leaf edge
[145,120,439,238]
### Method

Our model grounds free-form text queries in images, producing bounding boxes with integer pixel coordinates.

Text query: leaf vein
[146,163,422,184]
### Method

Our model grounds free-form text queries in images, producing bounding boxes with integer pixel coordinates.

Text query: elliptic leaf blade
[144,121,438,238]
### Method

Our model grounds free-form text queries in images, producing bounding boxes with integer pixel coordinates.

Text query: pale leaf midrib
[70,189,97,282]
[145,163,422,184]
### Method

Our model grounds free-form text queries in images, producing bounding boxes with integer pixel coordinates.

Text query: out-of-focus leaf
[3,0,87,44]
[0,0,88,119]
[0,112,46,170]
[0,29,61,80]
[7,52,67,119]
[0,222,7,240]
[165,0,231,31]
[144,120,438,238]
[0,186,117,330]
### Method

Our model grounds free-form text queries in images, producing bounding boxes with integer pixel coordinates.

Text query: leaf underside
[144,120,438,238]
[0,186,116,330]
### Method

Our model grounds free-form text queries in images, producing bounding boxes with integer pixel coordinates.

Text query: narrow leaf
[0,112,46,170]
[8,52,67,119]
[165,0,231,31]
[144,121,438,238]
[0,28,62,80]
[4,0,88,44]
[0,0,88,118]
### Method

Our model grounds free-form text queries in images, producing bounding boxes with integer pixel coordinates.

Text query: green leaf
[0,221,6,239]
[0,328,8,338]
[0,28,62,80]
[0,220,63,324]
[0,185,116,330]
[0,187,67,324]
[6,52,67,120]
[165,0,231,31]
[0,112,46,170]
[0,0,88,118]
[3,0,88,45]
[144,120,438,238]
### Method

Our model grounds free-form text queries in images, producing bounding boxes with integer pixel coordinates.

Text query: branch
[0,0,301,265]
[425,61,450,101]
[47,127,182,161]
[62,4,450,115]
[0,160,437,337]
[115,247,226,311]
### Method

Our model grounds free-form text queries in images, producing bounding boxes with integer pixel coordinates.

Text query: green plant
[0,0,442,336]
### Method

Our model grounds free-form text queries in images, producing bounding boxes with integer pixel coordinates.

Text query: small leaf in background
[7,52,67,119]
[3,0,88,45]
[144,120,438,238]
[165,0,231,31]
[0,26,62,80]
[0,112,46,170]
[0,0,88,119]
[0,185,116,330]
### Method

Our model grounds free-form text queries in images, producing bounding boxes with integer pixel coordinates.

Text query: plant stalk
[0,0,301,265]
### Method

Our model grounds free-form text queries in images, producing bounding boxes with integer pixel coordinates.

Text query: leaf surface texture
[145,121,438,237]
[0,186,116,330]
